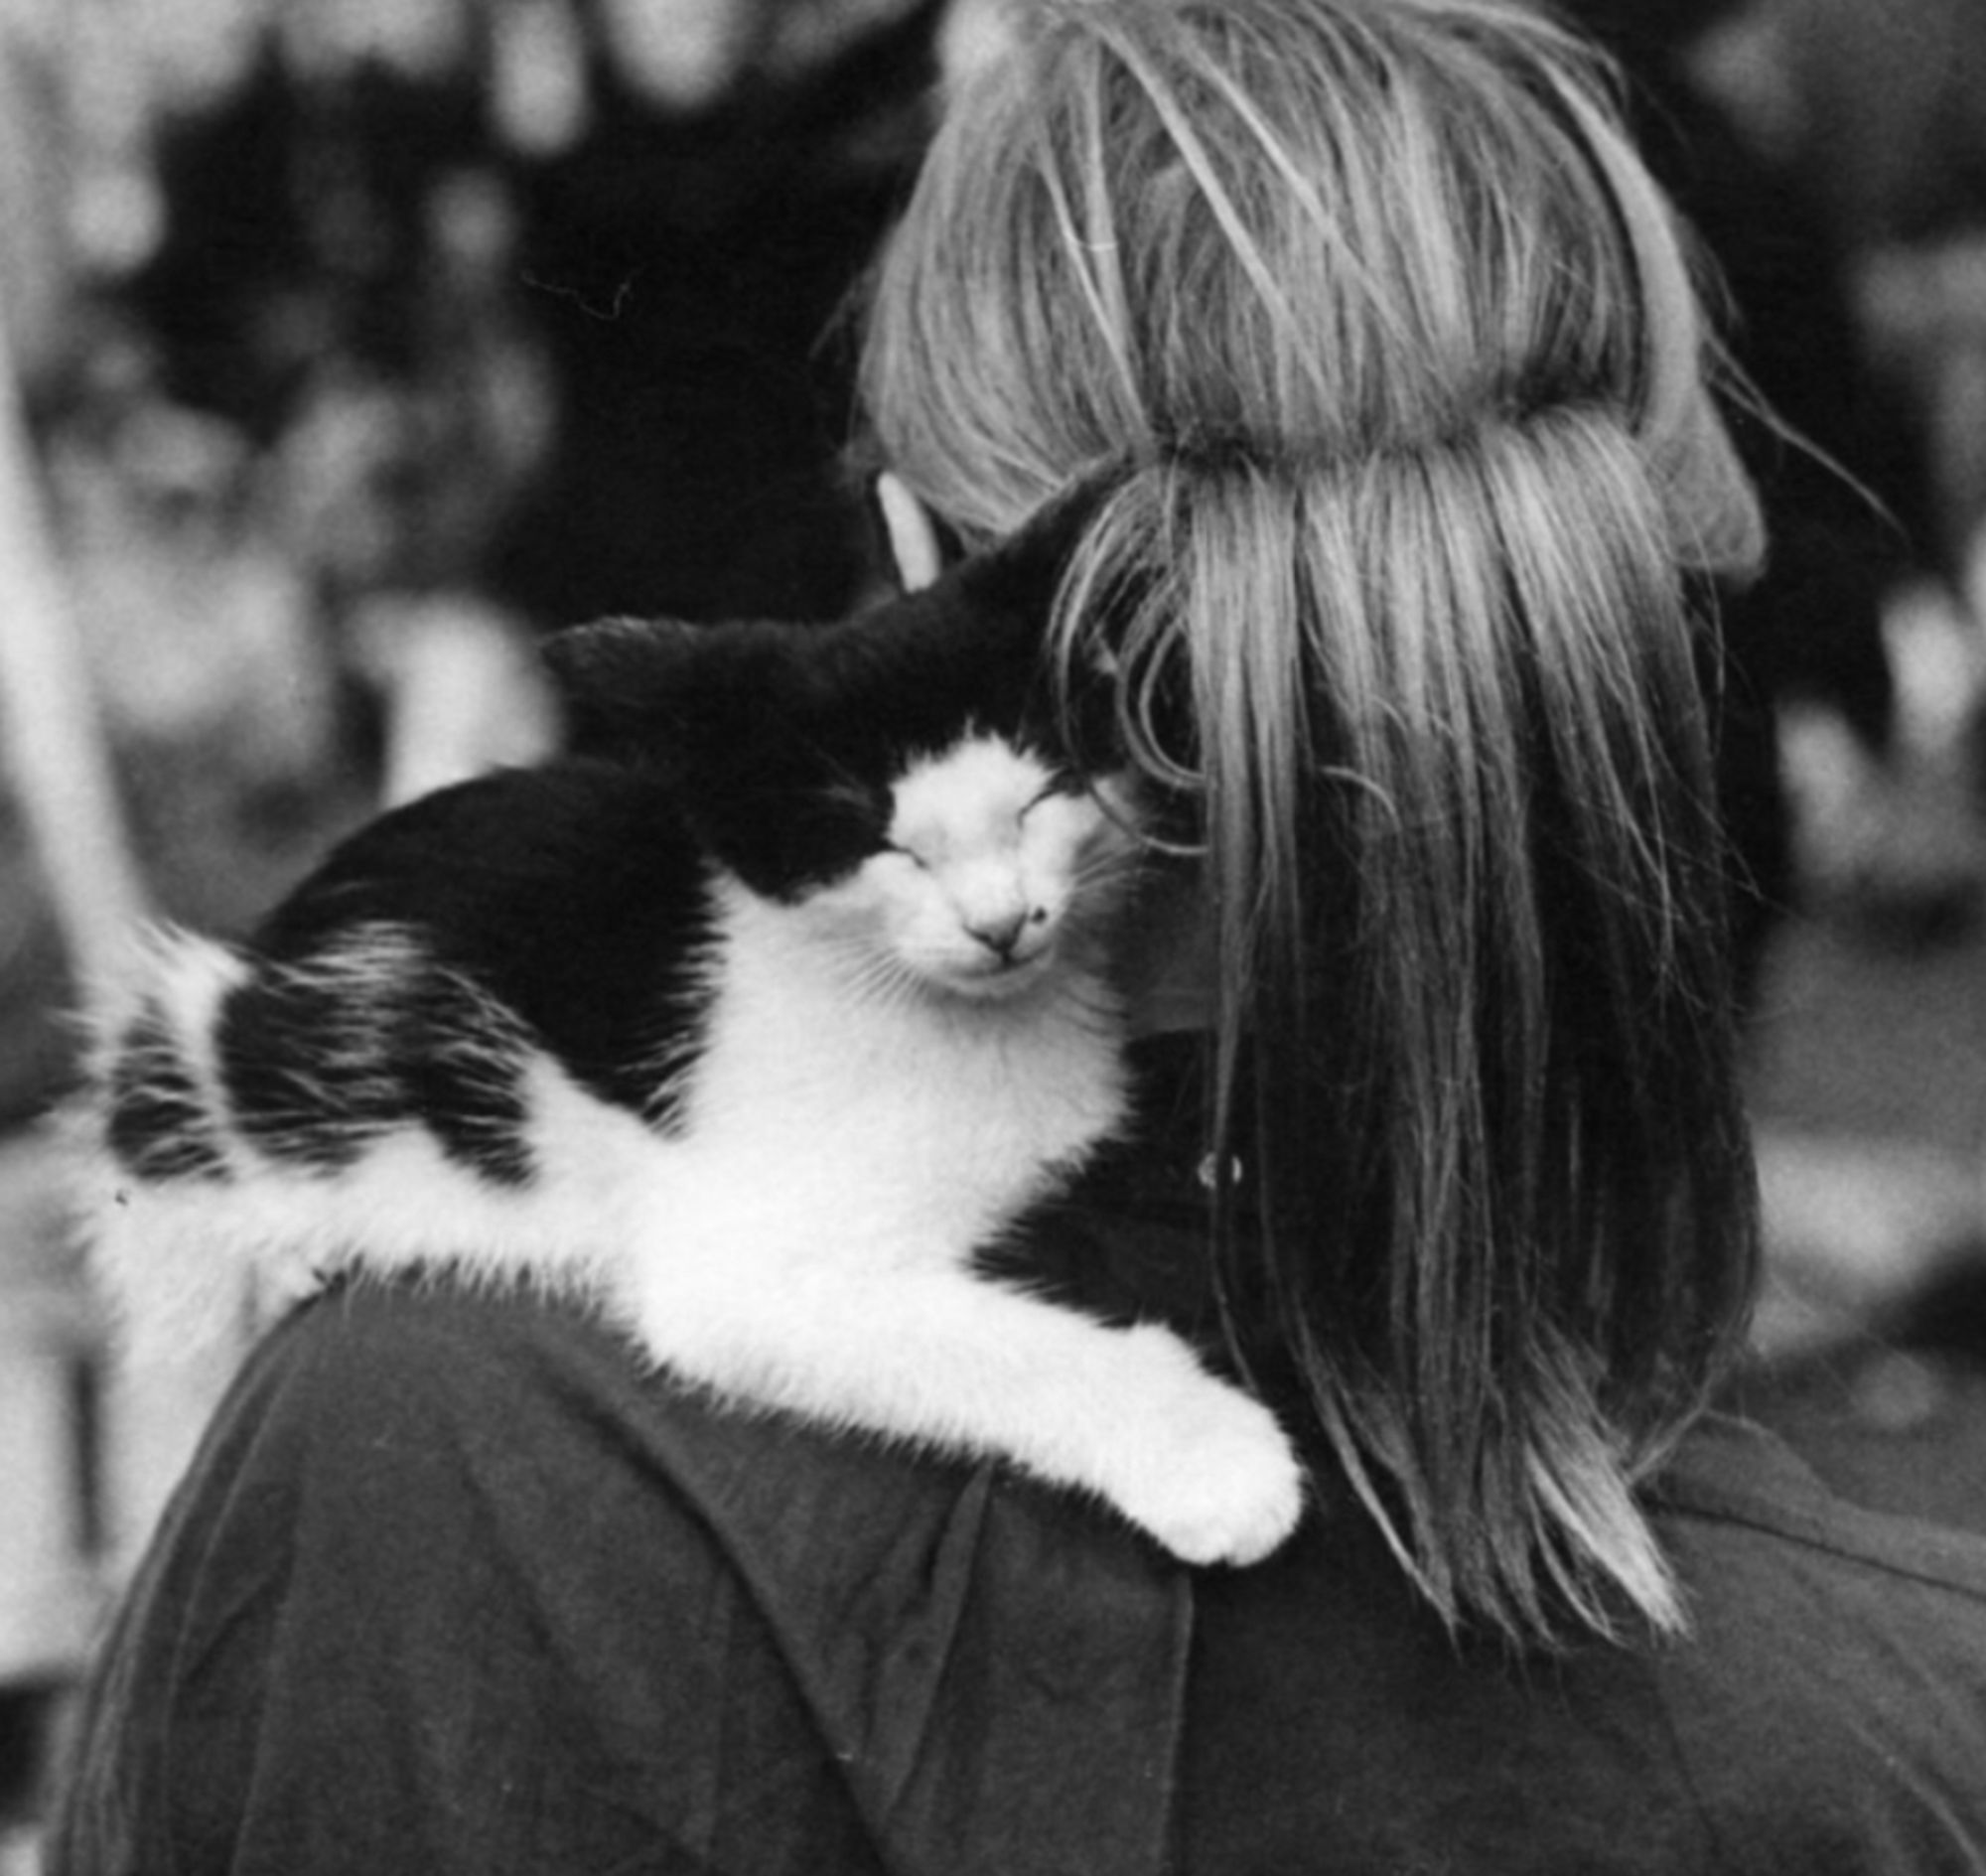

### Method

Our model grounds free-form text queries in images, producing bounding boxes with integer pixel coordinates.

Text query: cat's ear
[540,615,716,763]
[543,613,818,780]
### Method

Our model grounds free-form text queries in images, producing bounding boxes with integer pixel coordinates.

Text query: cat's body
[72,493,1305,1567]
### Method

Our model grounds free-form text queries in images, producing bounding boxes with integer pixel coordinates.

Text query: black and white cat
[71,489,1304,1567]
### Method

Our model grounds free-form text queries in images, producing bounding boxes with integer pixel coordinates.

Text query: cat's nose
[966,909,1034,960]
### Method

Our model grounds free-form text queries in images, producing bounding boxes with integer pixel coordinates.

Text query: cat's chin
[916,951,1059,1003]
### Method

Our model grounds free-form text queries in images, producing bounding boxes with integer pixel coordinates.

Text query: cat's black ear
[543,613,822,780]
[541,616,715,762]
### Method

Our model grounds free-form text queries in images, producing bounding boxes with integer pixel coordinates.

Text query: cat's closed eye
[1022,782,1075,816]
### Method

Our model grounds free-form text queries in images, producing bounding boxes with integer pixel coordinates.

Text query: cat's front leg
[615,1256,1306,1566]
[1076,1319,1308,1566]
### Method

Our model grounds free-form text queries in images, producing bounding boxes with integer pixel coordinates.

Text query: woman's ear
[875,472,944,593]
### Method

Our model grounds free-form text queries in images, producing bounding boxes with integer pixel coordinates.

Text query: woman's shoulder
[61,1281,899,1873]
[221,1275,1161,1605]
[82,1279,1190,1876]
[200,1273,1190,1686]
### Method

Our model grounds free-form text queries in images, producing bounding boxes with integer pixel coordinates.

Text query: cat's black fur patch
[106,1002,229,1182]
[213,951,539,1184]
[236,761,723,1148]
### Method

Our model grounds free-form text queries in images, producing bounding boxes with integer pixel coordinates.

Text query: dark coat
[50,1261,1986,1874]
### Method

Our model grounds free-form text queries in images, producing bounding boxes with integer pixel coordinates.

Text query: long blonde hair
[860,0,1763,1645]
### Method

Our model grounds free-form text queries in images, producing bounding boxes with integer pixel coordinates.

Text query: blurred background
[3,0,1986,1865]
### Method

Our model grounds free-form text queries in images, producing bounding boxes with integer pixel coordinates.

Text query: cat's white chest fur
[613,847,1302,1567]
[683,870,1128,1259]
[647,736,1135,1270]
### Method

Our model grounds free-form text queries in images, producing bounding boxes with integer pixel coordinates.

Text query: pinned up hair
[860,0,1763,1645]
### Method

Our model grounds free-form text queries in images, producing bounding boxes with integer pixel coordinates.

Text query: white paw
[1104,1328,1306,1566]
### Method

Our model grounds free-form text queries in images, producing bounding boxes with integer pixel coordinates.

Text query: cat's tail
[59,924,286,1367]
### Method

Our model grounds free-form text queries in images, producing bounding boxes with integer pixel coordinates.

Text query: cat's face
[544,474,1150,947]
[792,735,1140,1001]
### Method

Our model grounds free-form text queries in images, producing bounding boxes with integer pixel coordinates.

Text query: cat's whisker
[834,938,926,1011]
[1069,839,1148,885]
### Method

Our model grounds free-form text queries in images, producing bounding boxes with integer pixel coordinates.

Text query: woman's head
[864,0,1760,568]
[861,0,1762,1646]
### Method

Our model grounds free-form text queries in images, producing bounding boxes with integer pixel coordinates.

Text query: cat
[70,487,1305,1568]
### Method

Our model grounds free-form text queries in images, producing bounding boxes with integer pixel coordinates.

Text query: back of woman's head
[860,0,1764,1647]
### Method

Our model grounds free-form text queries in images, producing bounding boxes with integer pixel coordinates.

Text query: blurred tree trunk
[0,307,145,1012]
